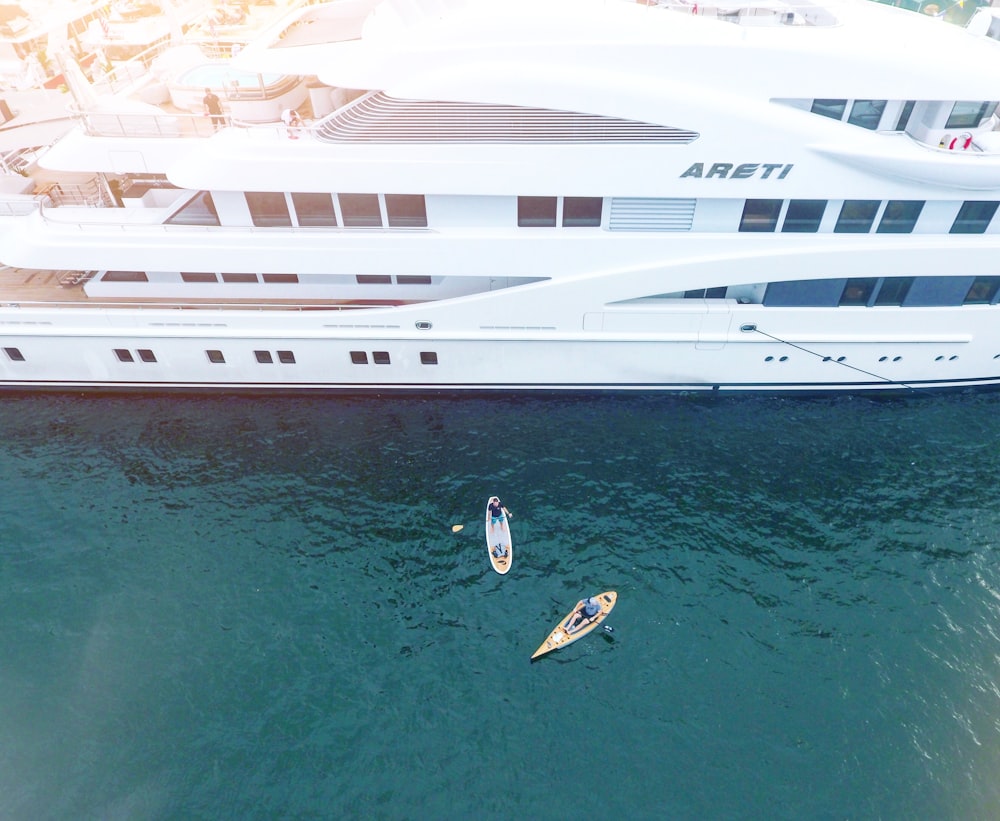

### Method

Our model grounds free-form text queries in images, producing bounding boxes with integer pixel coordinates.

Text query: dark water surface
[2,393,999,819]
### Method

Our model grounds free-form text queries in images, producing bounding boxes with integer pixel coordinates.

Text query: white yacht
[3,0,1000,393]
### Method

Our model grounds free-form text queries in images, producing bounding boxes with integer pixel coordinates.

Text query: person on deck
[203,88,224,129]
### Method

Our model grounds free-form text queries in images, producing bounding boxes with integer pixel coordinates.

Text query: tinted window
[420,352,438,365]
[181,272,217,283]
[350,351,368,364]
[167,191,219,226]
[811,99,847,121]
[903,276,976,307]
[373,351,391,365]
[206,350,225,364]
[138,349,156,363]
[834,200,879,234]
[965,276,1000,304]
[562,197,603,227]
[877,200,924,234]
[739,199,781,232]
[385,194,427,227]
[950,201,999,234]
[255,350,273,364]
[396,275,432,285]
[847,100,886,130]
[946,101,996,129]
[114,348,134,362]
[221,273,258,283]
[262,273,298,283]
[873,277,914,306]
[291,192,337,227]
[840,278,878,306]
[247,192,291,227]
[102,270,149,282]
[782,200,826,233]
[3,347,24,361]
[763,279,846,307]
[357,274,391,284]
[895,100,915,131]
[517,196,557,227]
[277,350,296,364]
[339,194,382,227]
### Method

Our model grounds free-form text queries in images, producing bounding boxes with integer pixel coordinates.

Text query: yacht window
[385,194,428,228]
[811,99,847,121]
[373,351,391,365]
[206,350,226,364]
[946,101,997,130]
[166,191,220,226]
[114,349,134,362]
[739,200,781,232]
[138,349,156,363]
[339,194,382,227]
[181,272,218,283]
[684,287,727,298]
[247,192,292,227]
[877,200,924,234]
[102,270,149,282]
[847,100,886,130]
[895,101,915,131]
[420,352,438,365]
[255,350,273,364]
[357,274,391,284]
[262,273,299,283]
[834,201,879,233]
[839,278,878,306]
[277,350,296,364]
[903,276,975,306]
[222,273,258,283]
[291,192,338,227]
[397,275,432,285]
[964,276,1000,304]
[781,200,826,233]
[562,197,603,227]
[763,279,846,307]
[518,196,557,227]
[950,201,999,234]
[4,347,25,361]
[874,277,914,306]
[350,351,368,364]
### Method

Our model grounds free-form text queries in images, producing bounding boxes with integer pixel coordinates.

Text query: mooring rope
[740,324,918,392]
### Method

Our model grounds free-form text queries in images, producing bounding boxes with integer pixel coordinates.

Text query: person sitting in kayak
[566,597,601,633]
[488,496,510,557]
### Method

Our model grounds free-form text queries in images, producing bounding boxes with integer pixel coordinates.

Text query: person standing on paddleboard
[488,496,511,556]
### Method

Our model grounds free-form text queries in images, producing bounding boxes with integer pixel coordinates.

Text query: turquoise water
[2,393,1000,819]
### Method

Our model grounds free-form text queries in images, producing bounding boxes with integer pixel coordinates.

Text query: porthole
[779,355,788,362]
[822,356,832,362]
[415,321,432,330]
[892,356,901,362]
[949,355,958,361]
[879,356,888,362]
[765,355,774,362]
[836,356,846,362]
[935,355,944,362]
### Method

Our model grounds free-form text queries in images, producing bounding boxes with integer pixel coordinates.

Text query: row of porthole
[763,354,960,363]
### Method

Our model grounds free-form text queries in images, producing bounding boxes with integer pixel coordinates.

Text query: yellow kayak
[531,591,617,660]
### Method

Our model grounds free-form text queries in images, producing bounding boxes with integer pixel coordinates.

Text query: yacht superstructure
[2,0,1000,392]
